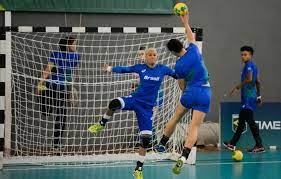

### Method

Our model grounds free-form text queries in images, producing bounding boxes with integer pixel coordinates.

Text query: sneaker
[172,158,184,175]
[154,144,166,153]
[247,146,265,153]
[88,123,105,134]
[223,141,236,151]
[133,169,143,179]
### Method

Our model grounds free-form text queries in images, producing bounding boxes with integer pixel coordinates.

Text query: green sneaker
[88,123,105,134]
[172,158,184,175]
[133,169,143,179]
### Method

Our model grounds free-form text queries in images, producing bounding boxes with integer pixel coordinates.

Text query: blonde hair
[145,48,157,55]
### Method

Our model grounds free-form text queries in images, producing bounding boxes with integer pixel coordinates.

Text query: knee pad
[140,135,151,149]
[108,99,122,111]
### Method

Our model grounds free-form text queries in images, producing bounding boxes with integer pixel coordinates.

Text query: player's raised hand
[179,14,189,25]
[102,64,112,72]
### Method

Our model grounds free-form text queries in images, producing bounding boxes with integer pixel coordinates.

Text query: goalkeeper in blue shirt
[88,48,178,179]
[37,36,80,150]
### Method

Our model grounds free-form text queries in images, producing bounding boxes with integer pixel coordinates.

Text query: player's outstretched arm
[229,72,253,96]
[102,63,138,73]
[179,14,195,44]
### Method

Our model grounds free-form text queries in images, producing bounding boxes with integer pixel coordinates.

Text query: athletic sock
[181,147,191,161]
[100,114,111,126]
[135,161,144,171]
[159,135,169,146]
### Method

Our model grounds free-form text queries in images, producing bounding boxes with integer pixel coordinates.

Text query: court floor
[1,151,281,179]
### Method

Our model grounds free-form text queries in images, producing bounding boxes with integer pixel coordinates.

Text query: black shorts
[38,83,71,116]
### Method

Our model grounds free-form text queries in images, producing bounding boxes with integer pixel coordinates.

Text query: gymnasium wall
[1,0,281,122]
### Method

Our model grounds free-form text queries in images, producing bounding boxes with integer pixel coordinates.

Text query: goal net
[4,30,202,166]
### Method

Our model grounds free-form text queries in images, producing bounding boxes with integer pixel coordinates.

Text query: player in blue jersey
[154,14,211,174]
[223,46,264,153]
[37,36,80,150]
[131,47,163,152]
[88,48,178,179]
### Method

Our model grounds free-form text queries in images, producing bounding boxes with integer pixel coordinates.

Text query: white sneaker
[186,147,197,165]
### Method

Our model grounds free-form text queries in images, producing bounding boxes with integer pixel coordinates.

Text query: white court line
[4,160,281,171]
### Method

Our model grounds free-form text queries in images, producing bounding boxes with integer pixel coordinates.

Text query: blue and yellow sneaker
[88,123,105,134]
[172,158,184,175]
[133,169,143,179]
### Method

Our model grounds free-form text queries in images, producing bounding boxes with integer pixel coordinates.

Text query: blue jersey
[48,52,80,84]
[174,43,210,88]
[241,60,258,99]
[112,64,177,106]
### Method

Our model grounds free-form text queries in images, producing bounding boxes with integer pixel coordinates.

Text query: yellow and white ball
[232,150,243,162]
[173,3,189,16]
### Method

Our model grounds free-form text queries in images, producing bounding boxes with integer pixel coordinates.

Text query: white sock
[103,114,112,120]
[138,155,145,163]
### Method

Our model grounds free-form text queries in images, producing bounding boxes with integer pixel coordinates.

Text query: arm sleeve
[74,53,80,67]
[164,66,178,79]
[112,64,139,73]
[186,43,199,52]
[246,65,253,75]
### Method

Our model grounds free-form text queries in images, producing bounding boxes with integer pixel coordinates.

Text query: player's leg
[172,109,205,174]
[134,134,151,179]
[100,98,123,125]
[244,107,264,153]
[155,103,188,152]
[88,96,130,134]
[223,109,246,151]
[53,84,68,149]
[173,87,211,174]
[133,105,153,179]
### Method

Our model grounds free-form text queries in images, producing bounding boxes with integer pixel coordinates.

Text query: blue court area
[1,151,281,179]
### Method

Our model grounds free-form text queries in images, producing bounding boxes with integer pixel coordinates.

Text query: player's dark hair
[59,36,76,52]
[166,39,183,53]
[139,46,146,50]
[240,46,254,55]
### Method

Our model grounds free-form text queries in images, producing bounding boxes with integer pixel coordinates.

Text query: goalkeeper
[88,48,178,179]
[37,36,80,150]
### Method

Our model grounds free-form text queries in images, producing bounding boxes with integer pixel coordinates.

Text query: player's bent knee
[140,134,152,149]
[108,99,122,111]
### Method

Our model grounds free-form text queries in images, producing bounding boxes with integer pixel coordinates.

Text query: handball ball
[173,3,188,16]
[232,150,243,162]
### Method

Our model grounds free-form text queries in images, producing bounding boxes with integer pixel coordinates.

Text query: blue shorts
[241,97,257,111]
[180,86,211,113]
[118,96,153,135]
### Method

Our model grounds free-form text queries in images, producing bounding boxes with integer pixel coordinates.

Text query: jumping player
[154,13,211,174]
